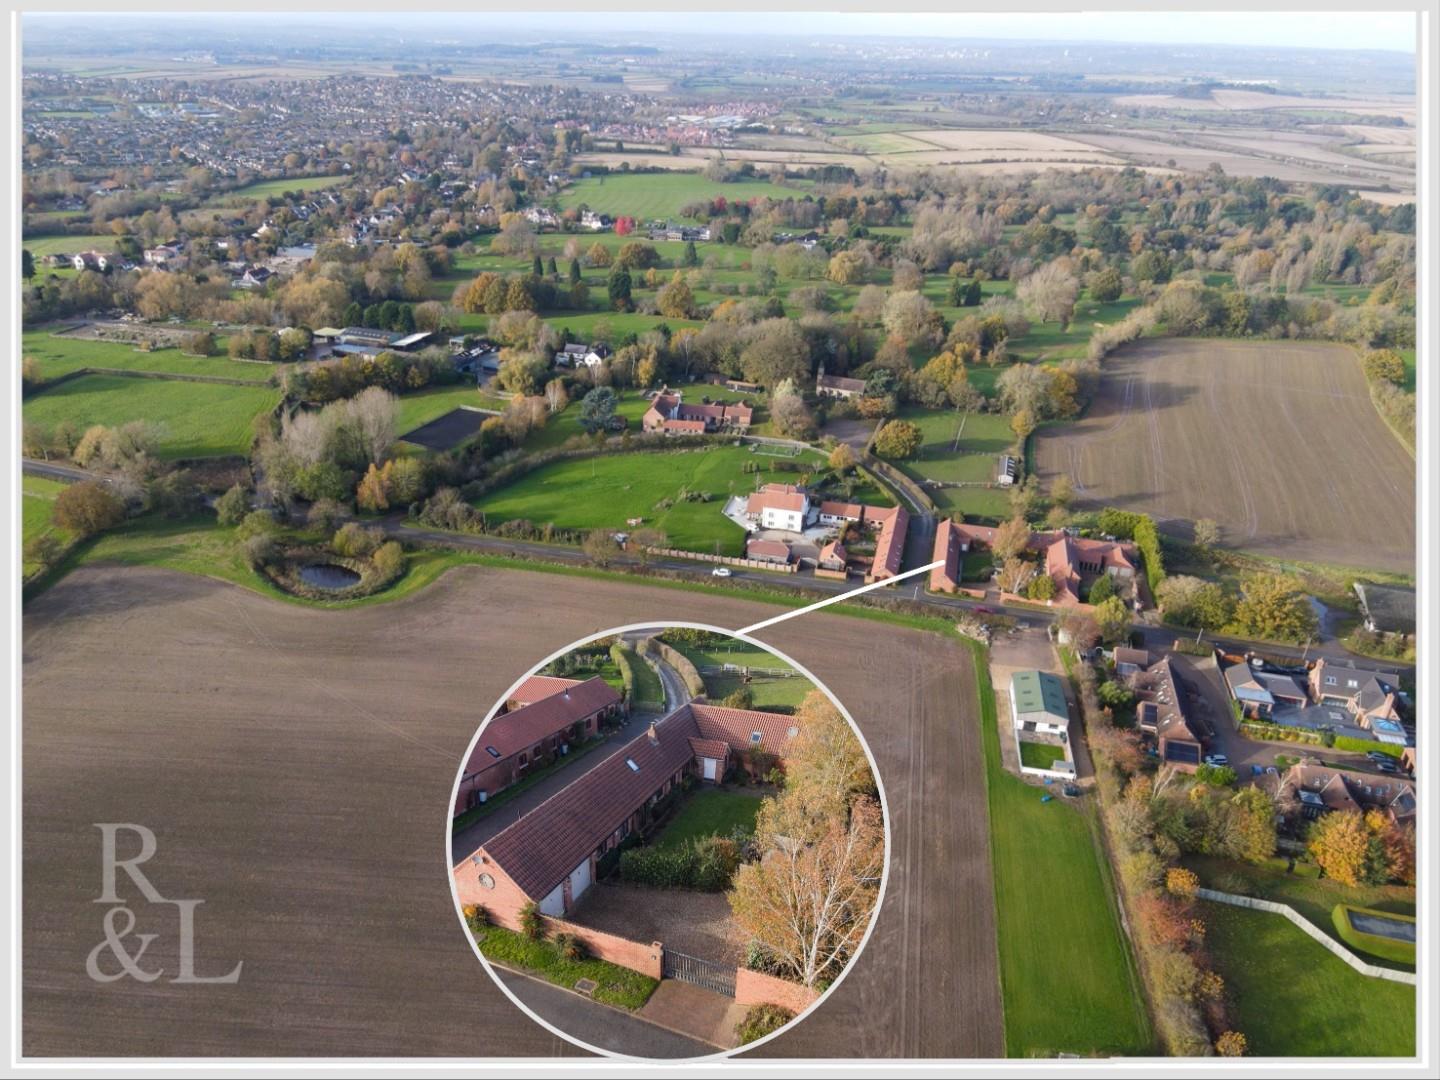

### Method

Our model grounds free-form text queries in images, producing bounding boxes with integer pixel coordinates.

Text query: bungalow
[1353,582,1416,637]
[746,538,793,565]
[745,484,809,532]
[143,244,184,268]
[453,703,797,923]
[1010,670,1069,738]
[815,365,866,400]
[453,675,623,815]
[1279,763,1416,826]
[1127,653,1205,770]
[817,500,865,528]
[642,387,754,435]
[927,519,1137,606]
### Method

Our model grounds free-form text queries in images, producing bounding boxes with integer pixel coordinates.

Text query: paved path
[496,968,720,1060]
[638,980,744,1050]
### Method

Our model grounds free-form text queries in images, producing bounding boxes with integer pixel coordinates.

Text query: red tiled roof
[462,676,620,780]
[464,703,802,895]
[869,505,909,580]
[471,708,701,895]
[691,703,798,756]
[819,539,847,564]
[818,500,864,520]
[931,520,961,591]
[688,737,730,760]
[746,538,792,560]
[747,483,808,515]
[510,675,582,706]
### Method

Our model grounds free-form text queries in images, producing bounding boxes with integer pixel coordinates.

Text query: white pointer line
[735,561,944,636]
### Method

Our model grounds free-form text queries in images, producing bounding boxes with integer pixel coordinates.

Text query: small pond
[297,563,363,590]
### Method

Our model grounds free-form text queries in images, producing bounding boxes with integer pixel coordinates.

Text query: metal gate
[662,949,736,997]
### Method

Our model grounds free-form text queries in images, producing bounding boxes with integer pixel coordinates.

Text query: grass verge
[475,924,658,1010]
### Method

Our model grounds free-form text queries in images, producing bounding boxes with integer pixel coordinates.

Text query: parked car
[1203,754,1229,767]
[974,606,994,615]
[1366,750,1392,763]
[1374,759,1399,774]
[711,567,732,578]
[1061,783,1081,799]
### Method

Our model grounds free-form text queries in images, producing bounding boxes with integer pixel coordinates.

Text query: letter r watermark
[88,824,243,985]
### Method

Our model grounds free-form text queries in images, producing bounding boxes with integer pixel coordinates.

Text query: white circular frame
[445,620,893,1063]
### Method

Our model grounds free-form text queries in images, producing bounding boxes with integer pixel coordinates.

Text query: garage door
[702,757,718,781]
[539,882,565,917]
[568,857,592,905]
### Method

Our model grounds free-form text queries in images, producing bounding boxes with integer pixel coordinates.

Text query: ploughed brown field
[22,565,1002,1059]
[1033,339,1415,574]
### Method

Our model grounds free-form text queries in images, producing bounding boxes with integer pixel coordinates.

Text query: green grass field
[887,405,1016,520]
[1183,853,1415,970]
[23,331,273,382]
[22,476,71,575]
[475,445,803,554]
[613,643,665,707]
[971,642,1152,1057]
[219,174,350,201]
[1201,901,1414,1057]
[651,789,764,851]
[24,374,279,459]
[670,637,810,710]
[558,173,808,221]
[20,234,118,259]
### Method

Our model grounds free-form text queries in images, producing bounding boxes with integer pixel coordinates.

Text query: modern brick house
[454,703,798,923]
[453,676,623,816]
[1123,650,1207,770]
[1280,762,1416,826]
[1309,659,1406,739]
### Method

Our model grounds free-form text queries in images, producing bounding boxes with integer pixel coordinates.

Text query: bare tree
[1017,258,1080,329]
[344,386,399,465]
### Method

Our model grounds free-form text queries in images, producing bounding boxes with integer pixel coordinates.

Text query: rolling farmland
[1033,339,1415,572]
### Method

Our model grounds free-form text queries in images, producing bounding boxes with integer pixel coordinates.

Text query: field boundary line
[1197,888,1416,985]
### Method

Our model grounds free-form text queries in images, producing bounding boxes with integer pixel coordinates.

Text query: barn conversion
[452,676,623,815]
[453,702,797,923]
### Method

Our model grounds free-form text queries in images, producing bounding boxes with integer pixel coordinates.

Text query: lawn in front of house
[474,923,658,1010]
[650,788,764,852]
[970,641,1152,1057]
[1200,900,1414,1057]
[474,444,820,555]
[23,374,279,459]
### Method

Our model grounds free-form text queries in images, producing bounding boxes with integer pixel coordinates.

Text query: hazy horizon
[22,10,1419,55]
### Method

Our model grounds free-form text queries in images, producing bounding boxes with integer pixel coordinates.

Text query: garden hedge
[1332,904,1416,967]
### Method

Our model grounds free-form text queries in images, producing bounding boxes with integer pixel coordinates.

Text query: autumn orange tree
[1306,809,1371,886]
[728,691,882,988]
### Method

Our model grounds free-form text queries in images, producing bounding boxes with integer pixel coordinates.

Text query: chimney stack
[647,722,660,745]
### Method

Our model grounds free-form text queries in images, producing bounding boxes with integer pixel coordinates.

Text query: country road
[21,458,1412,680]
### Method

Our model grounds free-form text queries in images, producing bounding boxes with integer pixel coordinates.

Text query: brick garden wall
[734,968,820,1014]
[547,917,663,980]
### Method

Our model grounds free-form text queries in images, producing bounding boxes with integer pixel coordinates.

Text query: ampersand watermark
[89,824,243,985]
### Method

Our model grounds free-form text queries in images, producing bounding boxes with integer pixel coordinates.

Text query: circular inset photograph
[448,622,888,1060]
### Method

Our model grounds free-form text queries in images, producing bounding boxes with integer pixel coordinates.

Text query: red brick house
[929,518,1138,606]
[453,676,623,816]
[1280,762,1416,826]
[454,703,797,923]
[642,387,753,435]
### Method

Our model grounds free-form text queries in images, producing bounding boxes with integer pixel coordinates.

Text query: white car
[1203,754,1229,767]
[711,567,733,578]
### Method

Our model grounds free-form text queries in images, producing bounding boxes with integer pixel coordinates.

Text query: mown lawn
[613,644,665,707]
[217,173,350,201]
[558,173,808,220]
[1183,853,1415,969]
[1018,741,1067,769]
[651,788,764,851]
[20,234,118,259]
[970,641,1152,1057]
[475,445,817,554]
[669,637,810,710]
[23,374,279,459]
[474,923,658,1010]
[22,330,274,382]
[1201,901,1414,1057]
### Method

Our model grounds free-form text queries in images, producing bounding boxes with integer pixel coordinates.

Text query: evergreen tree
[607,266,633,312]
[532,254,544,278]
[682,240,698,267]
[568,257,582,284]
[546,256,558,277]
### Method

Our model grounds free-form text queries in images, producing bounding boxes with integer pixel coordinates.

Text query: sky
[413,10,1419,54]
[33,9,1418,55]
